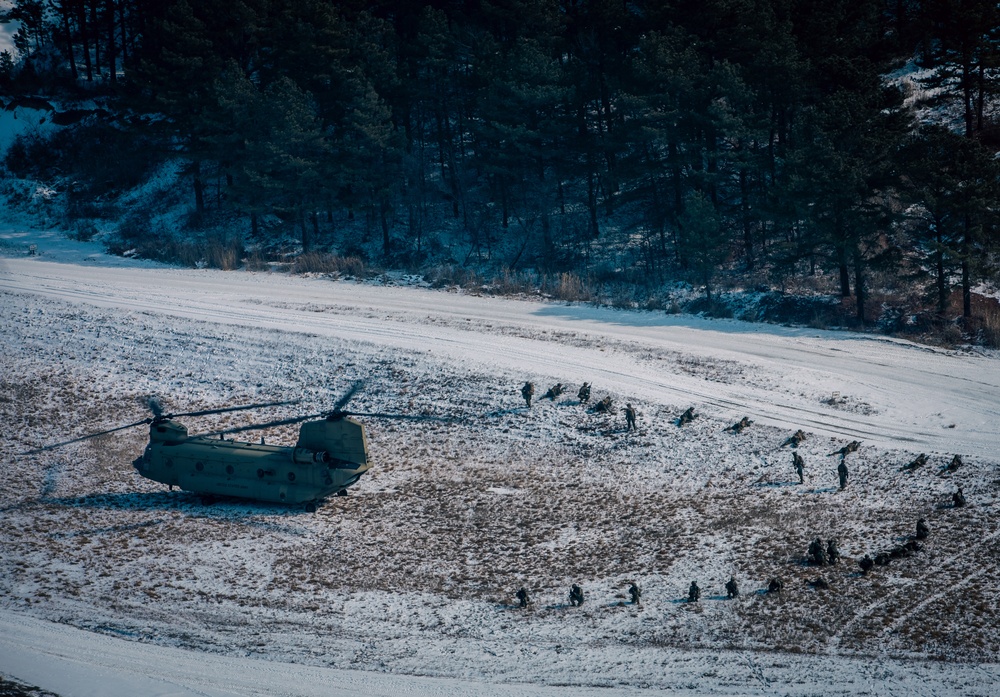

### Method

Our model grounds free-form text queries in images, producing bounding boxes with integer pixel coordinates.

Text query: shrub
[426,264,482,289]
[978,299,1000,349]
[292,252,367,277]
[547,272,593,302]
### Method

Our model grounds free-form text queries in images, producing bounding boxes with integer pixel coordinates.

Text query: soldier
[830,441,861,458]
[793,451,805,484]
[953,487,966,508]
[516,587,531,608]
[767,578,784,593]
[578,382,591,404]
[915,518,929,540]
[725,576,739,599]
[730,416,752,433]
[859,554,874,574]
[826,539,840,565]
[628,582,641,605]
[544,383,565,400]
[569,584,584,606]
[808,537,827,566]
[624,403,637,432]
[594,396,614,413]
[782,429,807,448]
[521,381,534,408]
[904,453,928,470]
[947,454,963,472]
[838,459,848,490]
[781,428,806,448]
[678,407,697,426]
[688,581,700,603]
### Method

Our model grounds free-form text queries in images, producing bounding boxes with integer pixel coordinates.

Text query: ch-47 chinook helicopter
[24,382,439,512]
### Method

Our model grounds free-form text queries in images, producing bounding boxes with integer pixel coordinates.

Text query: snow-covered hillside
[1,232,998,696]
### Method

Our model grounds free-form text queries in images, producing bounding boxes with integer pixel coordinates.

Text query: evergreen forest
[2,1,1000,341]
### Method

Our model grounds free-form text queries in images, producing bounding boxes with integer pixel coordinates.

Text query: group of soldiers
[807,538,840,566]
[786,431,851,489]
[516,577,749,606]
[520,380,642,432]
[514,379,972,606]
[520,380,702,433]
[522,381,593,409]
[858,518,929,574]
[515,582,641,609]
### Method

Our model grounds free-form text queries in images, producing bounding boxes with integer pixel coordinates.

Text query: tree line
[2,0,999,326]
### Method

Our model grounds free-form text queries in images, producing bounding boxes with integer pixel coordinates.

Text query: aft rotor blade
[19,418,152,455]
[168,399,301,420]
[331,380,365,413]
[147,396,165,418]
[198,412,325,438]
[345,411,456,422]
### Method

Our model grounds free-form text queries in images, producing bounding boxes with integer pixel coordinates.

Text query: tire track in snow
[827,523,1000,656]
[3,261,998,459]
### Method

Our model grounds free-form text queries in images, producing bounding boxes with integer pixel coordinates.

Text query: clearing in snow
[1,237,998,696]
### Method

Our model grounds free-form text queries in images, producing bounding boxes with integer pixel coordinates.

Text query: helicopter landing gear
[305,502,318,513]
[336,489,348,497]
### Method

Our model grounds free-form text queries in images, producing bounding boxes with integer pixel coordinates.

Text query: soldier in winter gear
[830,441,861,458]
[629,583,641,605]
[569,584,584,606]
[793,452,805,484]
[953,487,966,507]
[516,587,531,608]
[688,581,700,602]
[729,417,752,433]
[782,429,807,448]
[624,403,637,431]
[521,381,535,408]
[578,382,591,404]
[826,539,840,565]
[725,576,739,599]
[678,407,697,426]
[838,460,848,490]
[915,518,929,540]
[544,383,565,400]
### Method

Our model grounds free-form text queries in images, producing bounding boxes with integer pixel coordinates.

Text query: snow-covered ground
[1,229,998,696]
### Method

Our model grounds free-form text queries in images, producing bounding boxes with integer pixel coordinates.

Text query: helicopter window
[195,461,204,471]
[287,472,296,482]
[225,464,234,475]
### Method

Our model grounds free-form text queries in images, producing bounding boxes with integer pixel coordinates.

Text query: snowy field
[1,230,999,696]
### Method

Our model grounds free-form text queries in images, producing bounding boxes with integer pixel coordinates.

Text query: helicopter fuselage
[132,416,371,505]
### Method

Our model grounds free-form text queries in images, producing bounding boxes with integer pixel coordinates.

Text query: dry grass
[291,252,368,277]
[2,301,998,670]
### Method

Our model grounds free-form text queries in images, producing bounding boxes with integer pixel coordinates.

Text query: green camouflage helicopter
[25,382,435,512]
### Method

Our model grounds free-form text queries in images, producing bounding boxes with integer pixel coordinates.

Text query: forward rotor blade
[331,380,365,413]
[19,418,152,455]
[167,399,301,420]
